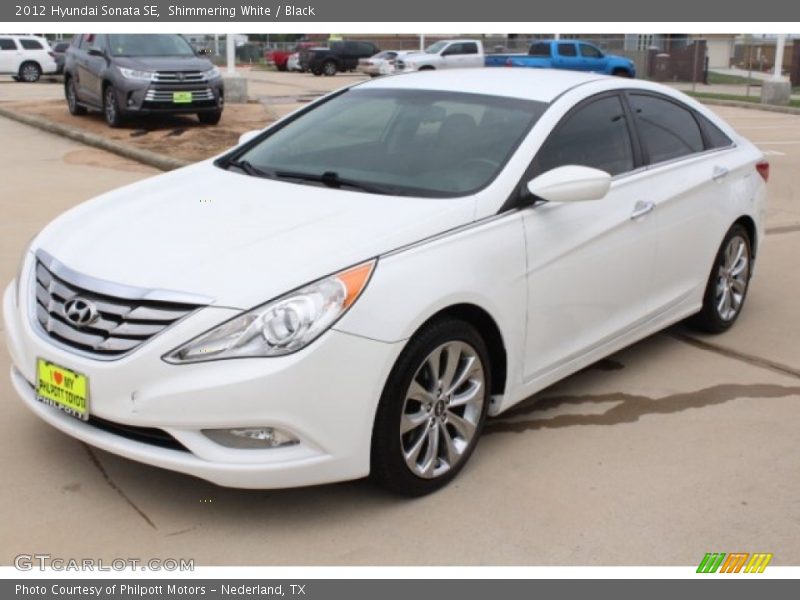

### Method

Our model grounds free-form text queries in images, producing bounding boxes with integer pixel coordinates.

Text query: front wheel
[103,85,123,127]
[689,224,752,333]
[197,110,222,125]
[322,61,337,76]
[19,61,41,82]
[370,318,491,496]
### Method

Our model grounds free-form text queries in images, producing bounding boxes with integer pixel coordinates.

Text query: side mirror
[526,165,611,203]
[238,130,261,146]
[87,46,104,57]
[197,48,212,56]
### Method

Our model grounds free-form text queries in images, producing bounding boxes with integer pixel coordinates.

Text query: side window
[0,38,17,51]
[557,43,577,57]
[696,112,734,149]
[78,34,95,49]
[19,39,44,50]
[444,43,464,55]
[92,34,107,52]
[462,43,478,55]
[536,95,634,177]
[579,44,603,58]
[528,42,550,57]
[630,94,704,163]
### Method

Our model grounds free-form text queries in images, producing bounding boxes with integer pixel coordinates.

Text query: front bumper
[115,77,224,115]
[3,274,403,489]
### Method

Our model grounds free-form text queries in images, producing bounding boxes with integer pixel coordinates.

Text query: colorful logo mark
[697,552,773,573]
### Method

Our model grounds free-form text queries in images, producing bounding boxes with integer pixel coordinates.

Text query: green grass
[687,91,800,108]
[707,72,763,86]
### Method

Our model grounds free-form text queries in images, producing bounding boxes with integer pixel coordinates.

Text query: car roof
[360,68,613,103]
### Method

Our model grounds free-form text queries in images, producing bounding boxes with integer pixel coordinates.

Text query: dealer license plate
[172,91,193,104]
[36,359,89,421]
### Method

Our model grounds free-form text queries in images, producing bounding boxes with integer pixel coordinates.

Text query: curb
[0,104,190,171]
[691,97,800,115]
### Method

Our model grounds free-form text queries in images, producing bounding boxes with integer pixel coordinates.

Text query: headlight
[164,260,376,363]
[118,67,155,81]
[204,66,221,80]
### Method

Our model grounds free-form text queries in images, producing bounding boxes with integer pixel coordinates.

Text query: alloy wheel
[715,234,750,321]
[400,341,485,479]
[21,63,40,82]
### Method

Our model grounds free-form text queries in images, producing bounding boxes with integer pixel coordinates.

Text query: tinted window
[557,43,577,57]
[579,44,603,58]
[444,43,464,55]
[630,94,704,163]
[20,39,44,50]
[235,89,546,197]
[461,43,478,55]
[357,42,376,55]
[696,113,734,149]
[0,38,16,51]
[536,95,634,177]
[528,42,550,57]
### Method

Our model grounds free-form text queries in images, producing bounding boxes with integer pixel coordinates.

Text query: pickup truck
[486,40,636,77]
[265,41,317,71]
[300,40,381,76]
[395,39,484,72]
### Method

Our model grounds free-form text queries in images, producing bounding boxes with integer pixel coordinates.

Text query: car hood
[112,55,214,72]
[33,163,475,308]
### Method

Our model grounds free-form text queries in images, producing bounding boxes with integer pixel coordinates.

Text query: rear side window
[696,113,734,149]
[557,43,577,57]
[0,38,17,51]
[461,43,478,55]
[20,39,44,50]
[629,94,704,163]
[536,95,634,176]
[528,42,550,57]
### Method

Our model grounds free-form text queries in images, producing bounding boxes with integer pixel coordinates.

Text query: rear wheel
[689,224,752,333]
[371,318,491,496]
[103,85,123,127]
[322,61,337,76]
[19,61,41,82]
[612,68,633,78]
[65,78,86,115]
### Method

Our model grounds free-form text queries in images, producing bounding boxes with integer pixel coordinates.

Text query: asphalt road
[1,76,799,566]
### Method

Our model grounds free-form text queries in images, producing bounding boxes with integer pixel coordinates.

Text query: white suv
[0,35,58,82]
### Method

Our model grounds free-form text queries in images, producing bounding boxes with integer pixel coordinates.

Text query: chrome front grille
[152,71,207,83]
[144,88,214,102]
[33,258,205,358]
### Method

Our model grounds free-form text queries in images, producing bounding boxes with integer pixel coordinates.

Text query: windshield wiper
[227,159,274,178]
[274,170,394,195]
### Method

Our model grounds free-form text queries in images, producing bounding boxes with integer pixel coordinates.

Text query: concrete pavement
[1,98,799,566]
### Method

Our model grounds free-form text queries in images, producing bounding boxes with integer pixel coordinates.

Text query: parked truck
[485,40,636,77]
[395,39,484,72]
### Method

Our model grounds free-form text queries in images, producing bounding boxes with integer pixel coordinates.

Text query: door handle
[712,166,729,182]
[630,200,656,220]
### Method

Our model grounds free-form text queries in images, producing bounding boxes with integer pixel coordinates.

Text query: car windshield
[107,34,195,57]
[425,41,449,54]
[227,88,546,198]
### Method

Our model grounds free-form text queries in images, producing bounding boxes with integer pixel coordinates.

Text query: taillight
[756,160,769,183]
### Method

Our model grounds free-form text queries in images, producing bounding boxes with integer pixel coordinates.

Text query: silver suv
[64,34,224,127]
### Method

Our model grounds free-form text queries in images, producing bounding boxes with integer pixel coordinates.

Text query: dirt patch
[3,99,275,163]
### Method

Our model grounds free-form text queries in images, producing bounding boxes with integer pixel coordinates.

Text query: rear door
[0,37,20,74]
[625,92,744,313]
[553,42,579,69]
[79,34,107,106]
[520,93,659,379]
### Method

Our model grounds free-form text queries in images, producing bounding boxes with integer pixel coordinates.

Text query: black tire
[103,84,123,128]
[370,317,492,496]
[418,65,435,71]
[689,224,752,333]
[311,69,322,76]
[197,110,222,125]
[65,77,87,115]
[322,61,337,76]
[612,68,633,78]
[18,61,41,83]
[277,63,288,72]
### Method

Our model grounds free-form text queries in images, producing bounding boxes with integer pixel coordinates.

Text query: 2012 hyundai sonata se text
[4,70,768,495]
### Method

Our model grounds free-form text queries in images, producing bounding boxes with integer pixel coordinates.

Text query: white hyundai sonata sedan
[4,69,768,495]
